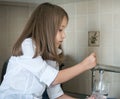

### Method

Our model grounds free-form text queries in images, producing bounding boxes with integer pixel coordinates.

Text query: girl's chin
[56,45,60,48]
[56,44,61,48]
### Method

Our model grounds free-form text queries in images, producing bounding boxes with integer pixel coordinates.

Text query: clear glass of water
[92,79,109,99]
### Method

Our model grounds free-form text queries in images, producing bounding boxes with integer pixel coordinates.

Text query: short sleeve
[47,84,64,99]
[15,38,59,87]
[39,62,59,87]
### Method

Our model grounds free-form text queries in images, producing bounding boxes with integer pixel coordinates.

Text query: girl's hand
[86,95,96,99]
[81,52,97,70]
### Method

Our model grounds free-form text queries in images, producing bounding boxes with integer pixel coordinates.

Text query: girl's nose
[62,32,66,39]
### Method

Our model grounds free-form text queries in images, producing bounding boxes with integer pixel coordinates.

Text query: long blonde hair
[12,2,69,64]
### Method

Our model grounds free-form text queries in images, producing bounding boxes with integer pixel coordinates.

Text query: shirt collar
[57,49,62,55]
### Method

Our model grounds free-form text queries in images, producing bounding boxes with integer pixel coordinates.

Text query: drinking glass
[92,79,109,99]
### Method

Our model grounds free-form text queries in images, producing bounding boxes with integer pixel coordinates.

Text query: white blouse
[0,38,64,99]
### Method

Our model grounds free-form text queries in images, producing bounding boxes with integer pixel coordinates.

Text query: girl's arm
[57,94,77,99]
[57,94,96,99]
[52,53,96,85]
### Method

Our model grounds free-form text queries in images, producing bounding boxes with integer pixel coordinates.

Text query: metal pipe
[93,64,120,73]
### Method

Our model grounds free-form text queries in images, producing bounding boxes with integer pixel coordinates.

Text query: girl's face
[55,16,68,48]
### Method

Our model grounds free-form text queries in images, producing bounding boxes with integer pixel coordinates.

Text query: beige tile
[113,0,120,13]
[100,14,113,31]
[88,0,99,14]
[100,30,113,47]
[100,47,114,65]
[88,14,99,30]
[76,0,88,15]
[100,0,113,13]
[75,31,88,46]
[75,15,88,31]
[113,14,120,30]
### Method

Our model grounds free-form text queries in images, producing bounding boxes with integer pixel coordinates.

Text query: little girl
[0,2,96,99]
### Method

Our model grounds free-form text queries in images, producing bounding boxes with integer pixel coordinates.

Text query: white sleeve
[17,38,59,87]
[47,84,64,99]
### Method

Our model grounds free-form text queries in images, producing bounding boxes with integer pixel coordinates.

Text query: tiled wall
[60,0,120,98]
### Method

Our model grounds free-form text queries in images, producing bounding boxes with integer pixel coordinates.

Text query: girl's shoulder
[22,38,35,57]
[23,38,32,43]
[22,38,34,46]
